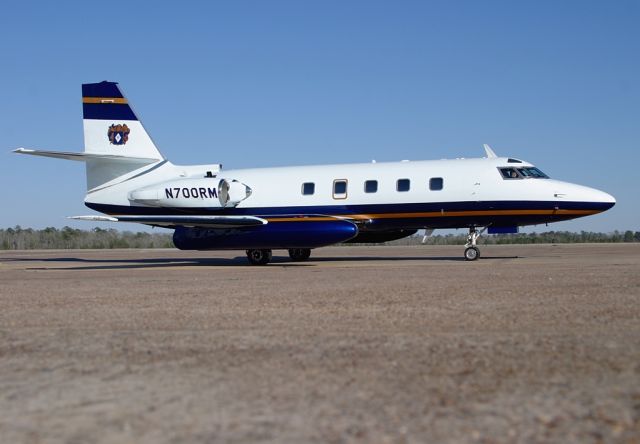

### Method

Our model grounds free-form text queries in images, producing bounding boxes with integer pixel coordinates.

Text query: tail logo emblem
[108,124,130,145]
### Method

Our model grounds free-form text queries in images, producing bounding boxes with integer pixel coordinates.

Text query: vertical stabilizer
[82,81,164,159]
[82,81,165,190]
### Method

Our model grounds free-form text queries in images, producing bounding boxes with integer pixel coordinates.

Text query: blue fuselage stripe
[85,200,613,229]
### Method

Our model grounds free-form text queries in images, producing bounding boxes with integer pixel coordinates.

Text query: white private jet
[14,81,615,264]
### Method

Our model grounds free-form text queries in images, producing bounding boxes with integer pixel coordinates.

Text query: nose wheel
[246,249,272,265]
[464,227,487,261]
[464,246,480,261]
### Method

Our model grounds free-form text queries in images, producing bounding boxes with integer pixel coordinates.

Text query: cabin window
[429,177,443,191]
[301,182,315,195]
[397,179,410,192]
[364,180,378,193]
[333,179,348,199]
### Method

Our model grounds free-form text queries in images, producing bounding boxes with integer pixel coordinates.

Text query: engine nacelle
[218,179,252,207]
[128,178,251,208]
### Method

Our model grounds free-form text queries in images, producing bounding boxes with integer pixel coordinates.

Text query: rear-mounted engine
[128,178,252,208]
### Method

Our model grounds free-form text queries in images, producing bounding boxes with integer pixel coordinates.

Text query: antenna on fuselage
[483,144,498,158]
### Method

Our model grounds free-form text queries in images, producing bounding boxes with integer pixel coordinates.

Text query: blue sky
[1,1,638,232]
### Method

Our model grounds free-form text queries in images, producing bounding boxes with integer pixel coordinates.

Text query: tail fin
[14,81,166,191]
[82,81,165,190]
[82,81,164,160]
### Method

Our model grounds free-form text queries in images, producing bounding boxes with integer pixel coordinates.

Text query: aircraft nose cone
[582,186,616,212]
[599,191,616,210]
[553,180,616,213]
[589,187,615,208]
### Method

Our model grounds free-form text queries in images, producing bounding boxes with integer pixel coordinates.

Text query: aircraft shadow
[2,256,271,271]
[312,255,519,263]
[3,254,519,271]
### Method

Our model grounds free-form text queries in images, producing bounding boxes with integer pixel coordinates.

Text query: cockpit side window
[499,167,521,179]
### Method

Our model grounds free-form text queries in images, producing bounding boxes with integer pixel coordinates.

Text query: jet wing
[70,215,267,228]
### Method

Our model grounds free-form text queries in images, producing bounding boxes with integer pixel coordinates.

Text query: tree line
[391,230,640,246]
[1,226,173,250]
[0,226,638,250]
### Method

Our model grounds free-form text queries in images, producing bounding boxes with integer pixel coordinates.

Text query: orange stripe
[108,209,599,223]
[267,216,339,222]
[266,209,599,222]
[342,209,599,219]
[82,97,128,104]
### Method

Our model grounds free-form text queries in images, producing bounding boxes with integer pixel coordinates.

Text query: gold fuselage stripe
[265,209,599,222]
[82,97,128,104]
[105,209,600,222]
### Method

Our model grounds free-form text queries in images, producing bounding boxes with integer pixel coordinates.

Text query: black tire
[464,246,480,261]
[288,248,311,261]
[246,249,272,265]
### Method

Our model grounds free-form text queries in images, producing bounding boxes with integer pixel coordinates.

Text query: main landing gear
[246,249,272,265]
[464,227,487,261]
[245,248,312,265]
[288,248,311,261]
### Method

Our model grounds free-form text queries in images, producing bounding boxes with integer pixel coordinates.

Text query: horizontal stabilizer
[70,214,268,228]
[13,148,160,164]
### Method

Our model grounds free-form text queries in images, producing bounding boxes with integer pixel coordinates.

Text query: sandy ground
[0,244,639,443]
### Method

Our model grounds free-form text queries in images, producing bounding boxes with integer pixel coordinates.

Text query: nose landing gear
[464,245,480,261]
[464,227,487,261]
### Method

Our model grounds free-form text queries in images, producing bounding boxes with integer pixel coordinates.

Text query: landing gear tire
[246,249,272,265]
[288,248,311,261]
[464,226,488,261]
[464,246,480,261]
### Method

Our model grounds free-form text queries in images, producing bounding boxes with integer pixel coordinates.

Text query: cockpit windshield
[518,167,548,178]
[498,167,549,180]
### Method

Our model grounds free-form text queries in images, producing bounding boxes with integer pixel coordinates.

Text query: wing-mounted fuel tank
[128,178,252,208]
[173,219,359,250]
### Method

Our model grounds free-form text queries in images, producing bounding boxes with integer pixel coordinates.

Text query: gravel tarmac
[0,244,639,443]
